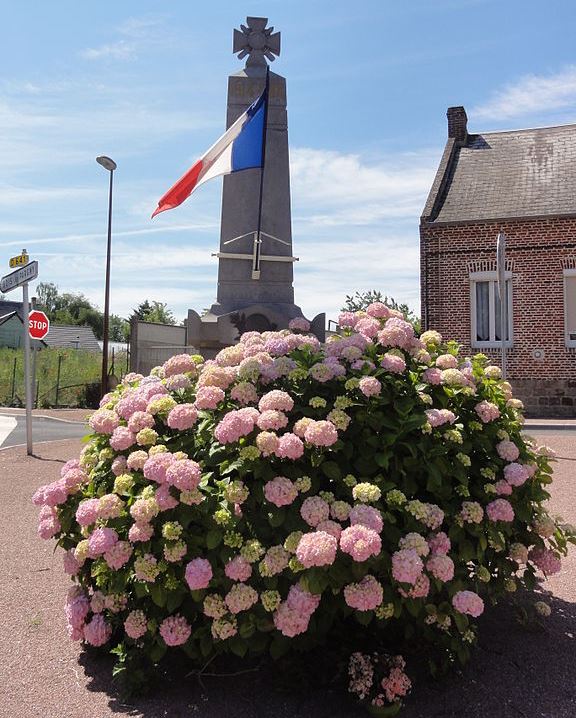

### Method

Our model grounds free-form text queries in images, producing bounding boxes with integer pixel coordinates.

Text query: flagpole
[252,66,270,279]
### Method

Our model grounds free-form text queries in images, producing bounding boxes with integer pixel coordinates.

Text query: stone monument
[186,16,325,354]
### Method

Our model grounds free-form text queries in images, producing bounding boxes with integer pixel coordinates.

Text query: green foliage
[132,300,176,325]
[35,281,129,341]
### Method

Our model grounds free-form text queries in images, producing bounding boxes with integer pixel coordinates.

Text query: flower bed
[33,307,574,713]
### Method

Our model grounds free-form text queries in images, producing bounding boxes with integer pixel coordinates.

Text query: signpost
[496,232,508,380]
[0,250,41,455]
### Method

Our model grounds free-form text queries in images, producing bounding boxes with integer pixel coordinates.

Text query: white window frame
[564,269,576,348]
[469,271,513,349]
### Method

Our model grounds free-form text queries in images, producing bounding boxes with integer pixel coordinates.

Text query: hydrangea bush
[34,306,574,713]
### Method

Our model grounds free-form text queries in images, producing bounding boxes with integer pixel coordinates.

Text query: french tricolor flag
[151,88,267,218]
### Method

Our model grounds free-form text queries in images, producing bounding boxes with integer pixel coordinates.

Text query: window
[470,272,513,348]
[564,270,576,348]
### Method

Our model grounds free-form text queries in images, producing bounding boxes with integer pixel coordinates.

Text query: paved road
[0,413,89,450]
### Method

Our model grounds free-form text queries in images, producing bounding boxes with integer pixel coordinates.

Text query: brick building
[420,107,576,417]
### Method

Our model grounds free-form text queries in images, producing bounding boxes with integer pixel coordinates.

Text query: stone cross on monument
[186,16,325,355]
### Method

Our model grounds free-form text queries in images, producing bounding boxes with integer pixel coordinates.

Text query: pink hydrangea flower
[62,467,87,490]
[496,440,520,462]
[84,615,112,647]
[425,408,456,427]
[111,455,128,476]
[165,459,201,491]
[215,409,257,443]
[127,411,155,433]
[286,584,321,615]
[164,373,192,391]
[225,555,252,582]
[423,367,442,385]
[258,390,294,413]
[504,463,530,487]
[398,573,430,599]
[316,519,342,540]
[475,400,501,423]
[426,554,454,582]
[264,476,298,507]
[274,433,304,460]
[256,431,280,456]
[110,426,136,451]
[98,493,124,520]
[349,505,383,533]
[124,610,147,639]
[159,614,192,646]
[89,409,120,434]
[167,404,198,430]
[377,318,414,350]
[88,527,118,557]
[163,353,197,377]
[427,532,451,555]
[529,546,562,575]
[365,302,391,319]
[344,575,383,611]
[104,540,133,570]
[381,353,406,373]
[452,590,484,617]
[273,603,310,637]
[381,665,412,703]
[65,587,90,640]
[230,382,258,405]
[33,480,68,507]
[225,584,259,614]
[392,549,424,584]
[38,507,61,539]
[304,420,339,447]
[300,496,330,527]
[359,376,381,397]
[340,525,382,562]
[128,522,154,542]
[355,317,381,338]
[115,394,149,420]
[127,450,148,471]
[398,533,430,557]
[296,531,338,568]
[185,558,213,590]
[195,386,225,410]
[155,484,179,511]
[143,453,175,484]
[495,479,513,495]
[63,549,80,576]
[75,498,100,527]
[338,311,359,329]
[486,499,515,522]
[256,410,288,432]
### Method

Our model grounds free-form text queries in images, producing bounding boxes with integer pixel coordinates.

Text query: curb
[0,437,85,453]
[523,422,576,431]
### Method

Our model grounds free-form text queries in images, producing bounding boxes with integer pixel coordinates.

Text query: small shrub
[33,306,574,713]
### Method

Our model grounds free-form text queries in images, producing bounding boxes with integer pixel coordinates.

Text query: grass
[0,347,128,407]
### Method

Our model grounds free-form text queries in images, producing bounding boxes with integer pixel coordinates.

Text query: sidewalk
[1,436,575,718]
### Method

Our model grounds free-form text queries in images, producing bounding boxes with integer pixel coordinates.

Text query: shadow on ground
[76,589,576,718]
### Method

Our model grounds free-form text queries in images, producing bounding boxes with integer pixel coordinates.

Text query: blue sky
[2,0,576,323]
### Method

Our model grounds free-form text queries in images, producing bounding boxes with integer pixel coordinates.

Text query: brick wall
[420,216,576,417]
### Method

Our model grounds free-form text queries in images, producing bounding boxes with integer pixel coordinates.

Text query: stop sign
[29,310,50,340]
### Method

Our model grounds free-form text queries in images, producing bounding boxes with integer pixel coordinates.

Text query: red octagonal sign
[29,310,50,340]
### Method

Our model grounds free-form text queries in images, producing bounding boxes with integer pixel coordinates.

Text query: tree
[109,315,130,343]
[342,290,421,333]
[35,282,59,315]
[132,300,176,325]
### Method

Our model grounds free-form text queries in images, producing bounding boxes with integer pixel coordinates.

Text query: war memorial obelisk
[186,17,325,354]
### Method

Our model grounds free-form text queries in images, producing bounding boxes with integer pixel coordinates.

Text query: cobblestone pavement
[1,434,575,718]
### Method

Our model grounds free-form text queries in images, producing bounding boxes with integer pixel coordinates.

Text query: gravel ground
[1,435,575,718]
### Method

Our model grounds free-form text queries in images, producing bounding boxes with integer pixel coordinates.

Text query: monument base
[186,303,325,358]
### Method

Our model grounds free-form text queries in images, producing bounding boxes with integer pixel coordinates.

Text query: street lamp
[96,155,117,398]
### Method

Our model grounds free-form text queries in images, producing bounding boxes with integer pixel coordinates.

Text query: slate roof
[43,325,101,352]
[422,122,576,224]
[0,300,24,320]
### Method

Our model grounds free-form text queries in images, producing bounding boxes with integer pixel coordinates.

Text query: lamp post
[96,155,117,398]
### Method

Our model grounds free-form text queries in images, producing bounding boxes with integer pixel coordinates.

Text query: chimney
[447,106,468,142]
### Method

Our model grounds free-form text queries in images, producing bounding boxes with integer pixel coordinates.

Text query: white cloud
[81,41,136,62]
[473,65,576,121]
[290,147,437,227]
